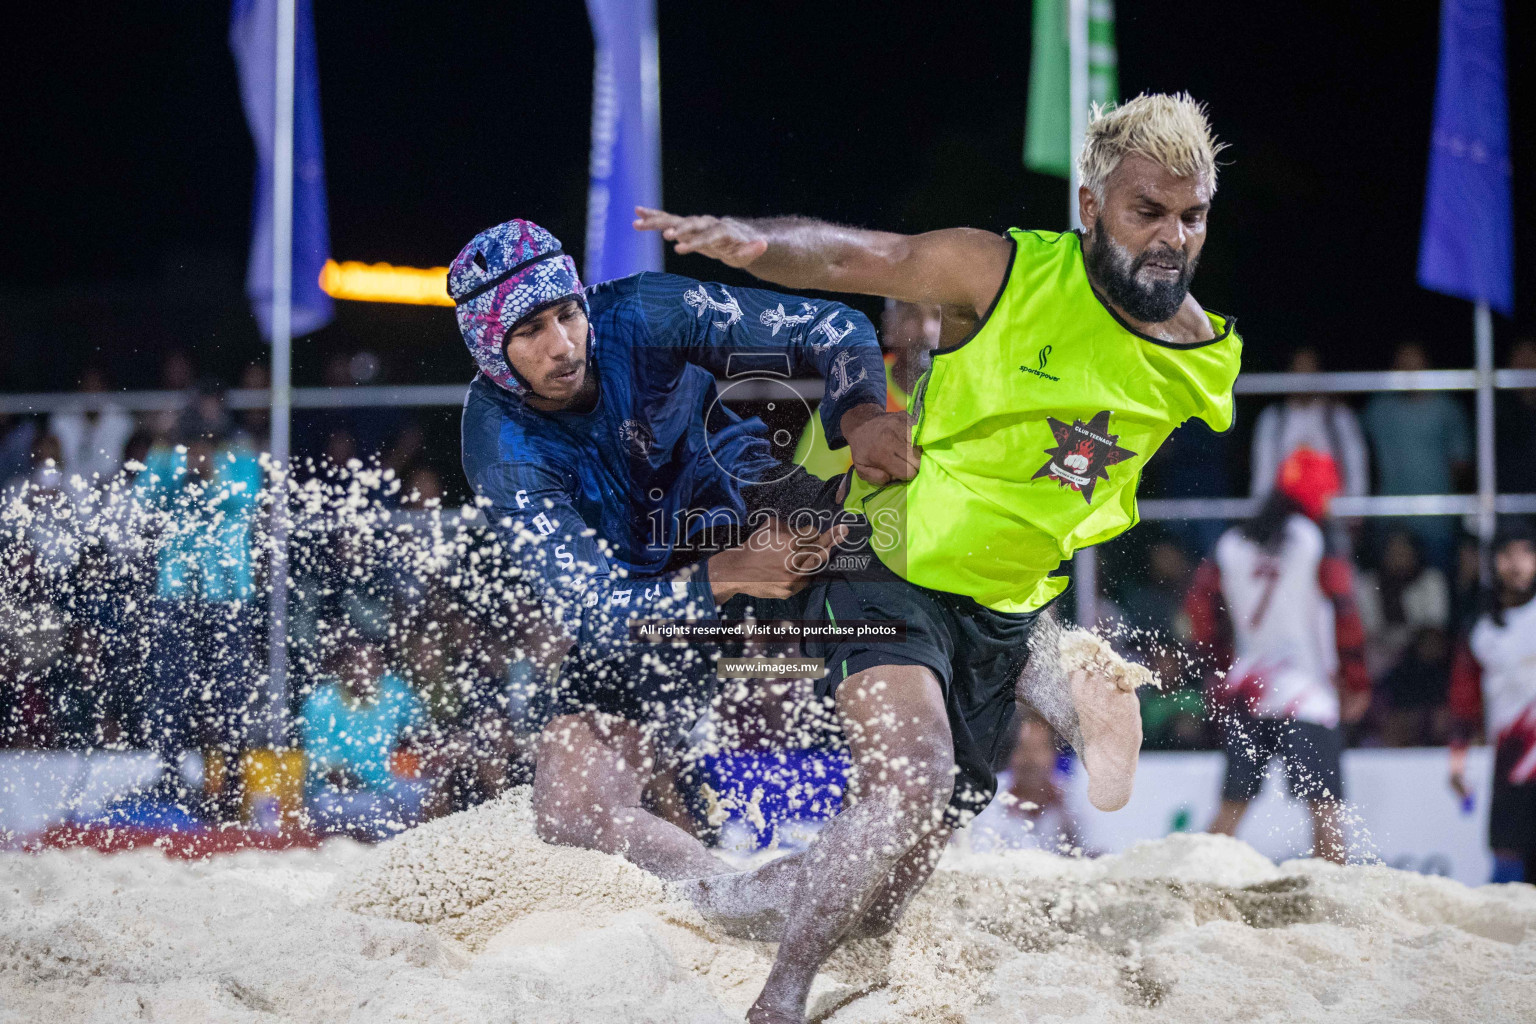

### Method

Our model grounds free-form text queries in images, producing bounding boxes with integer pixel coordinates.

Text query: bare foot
[748,978,811,1024]
[1070,668,1142,811]
[746,1006,804,1024]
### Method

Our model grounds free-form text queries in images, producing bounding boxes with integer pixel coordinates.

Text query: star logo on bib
[1031,410,1137,503]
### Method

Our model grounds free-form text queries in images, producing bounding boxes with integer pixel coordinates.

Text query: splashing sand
[6,787,1534,1023]
[1059,627,1160,692]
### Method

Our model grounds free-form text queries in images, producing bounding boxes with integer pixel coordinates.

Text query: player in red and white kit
[1448,520,1536,883]
[1185,448,1371,862]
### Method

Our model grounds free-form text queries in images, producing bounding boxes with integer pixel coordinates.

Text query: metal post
[265,0,296,748]
[1067,0,1093,621]
[1074,547,1099,628]
[1067,0,1089,231]
[1475,300,1496,583]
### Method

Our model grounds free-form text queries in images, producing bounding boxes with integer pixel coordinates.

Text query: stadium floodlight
[318,259,454,306]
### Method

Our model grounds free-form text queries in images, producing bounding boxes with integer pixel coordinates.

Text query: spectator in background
[297,351,401,462]
[1449,520,1536,882]
[1190,449,1371,863]
[49,367,134,485]
[321,428,359,471]
[148,350,197,441]
[1495,338,1536,495]
[0,414,40,488]
[965,711,1083,854]
[402,465,443,508]
[1361,342,1470,572]
[1356,530,1451,746]
[300,638,430,840]
[1356,530,1451,676]
[0,572,67,748]
[234,363,271,451]
[383,421,427,483]
[0,522,71,748]
[1119,536,1193,643]
[1140,418,1233,557]
[1250,347,1369,500]
[6,434,91,569]
[1452,533,1486,633]
[89,429,157,750]
[1376,627,1450,747]
[134,391,264,774]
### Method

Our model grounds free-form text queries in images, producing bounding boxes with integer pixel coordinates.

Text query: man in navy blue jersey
[452,219,912,878]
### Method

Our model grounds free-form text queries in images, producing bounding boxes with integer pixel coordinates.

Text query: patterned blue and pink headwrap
[449,219,590,397]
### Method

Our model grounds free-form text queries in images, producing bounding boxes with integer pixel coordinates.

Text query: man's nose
[551,321,581,355]
[1156,215,1188,250]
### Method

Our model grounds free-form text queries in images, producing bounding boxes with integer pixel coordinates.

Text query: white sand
[1059,627,1160,692]
[4,789,1536,1024]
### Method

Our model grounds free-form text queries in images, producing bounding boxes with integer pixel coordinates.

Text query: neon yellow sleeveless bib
[796,356,912,480]
[847,228,1242,612]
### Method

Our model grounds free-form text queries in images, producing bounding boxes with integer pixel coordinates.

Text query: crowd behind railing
[4,337,1536,840]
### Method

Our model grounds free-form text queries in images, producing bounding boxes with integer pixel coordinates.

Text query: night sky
[4,0,1531,393]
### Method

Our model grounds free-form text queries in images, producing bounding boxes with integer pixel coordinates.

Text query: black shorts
[801,553,1046,827]
[1220,717,1345,803]
[1489,777,1536,854]
[549,592,802,737]
[547,463,840,736]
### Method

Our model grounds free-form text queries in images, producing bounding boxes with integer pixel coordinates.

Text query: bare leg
[1308,798,1347,864]
[644,761,707,838]
[1207,798,1249,836]
[843,826,951,939]
[747,665,955,1024]
[530,711,732,880]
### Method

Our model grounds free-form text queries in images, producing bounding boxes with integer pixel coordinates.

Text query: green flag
[1024,0,1119,178]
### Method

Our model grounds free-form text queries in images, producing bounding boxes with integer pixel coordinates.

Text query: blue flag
[230,0,333,340]
[1417,0,1513,316]
[584,0,663,284]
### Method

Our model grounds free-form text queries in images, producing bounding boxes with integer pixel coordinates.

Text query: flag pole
[1067,0,1088,232]
[265,0,296,747]
[1066,0,1098,625]
[1474,300,1495,583]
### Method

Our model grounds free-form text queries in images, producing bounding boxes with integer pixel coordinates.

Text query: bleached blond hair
[1078,92,1226,200]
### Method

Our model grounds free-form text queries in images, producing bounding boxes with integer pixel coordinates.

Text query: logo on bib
[1031,410,1137,503]
[1019,344,1060,382]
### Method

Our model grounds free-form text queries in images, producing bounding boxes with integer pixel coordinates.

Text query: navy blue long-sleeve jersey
[461,271,884,661]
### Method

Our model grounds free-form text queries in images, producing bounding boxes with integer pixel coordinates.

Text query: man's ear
[1077,185,1098,233]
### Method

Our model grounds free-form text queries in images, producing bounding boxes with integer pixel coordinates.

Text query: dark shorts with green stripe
[800,553,1047,826]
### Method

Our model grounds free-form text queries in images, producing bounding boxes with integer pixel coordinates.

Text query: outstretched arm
[633,207,1011,317]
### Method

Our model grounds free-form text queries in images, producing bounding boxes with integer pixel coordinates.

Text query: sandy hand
[1069,668,1143,812]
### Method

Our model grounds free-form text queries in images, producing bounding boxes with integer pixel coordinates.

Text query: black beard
[1084,219,1199,324]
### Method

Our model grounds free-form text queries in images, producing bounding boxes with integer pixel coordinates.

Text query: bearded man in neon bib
[637,92,1241,1024]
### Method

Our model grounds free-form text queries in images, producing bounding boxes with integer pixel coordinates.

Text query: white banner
[1061,747,1495,886]
[0,751,162,841]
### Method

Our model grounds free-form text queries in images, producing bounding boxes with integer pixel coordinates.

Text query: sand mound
[5,788,1536,1023]
[335,788,667,948]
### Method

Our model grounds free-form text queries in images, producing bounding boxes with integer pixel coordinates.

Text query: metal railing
[7,369,1536,416]
[7,367,1534,626]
